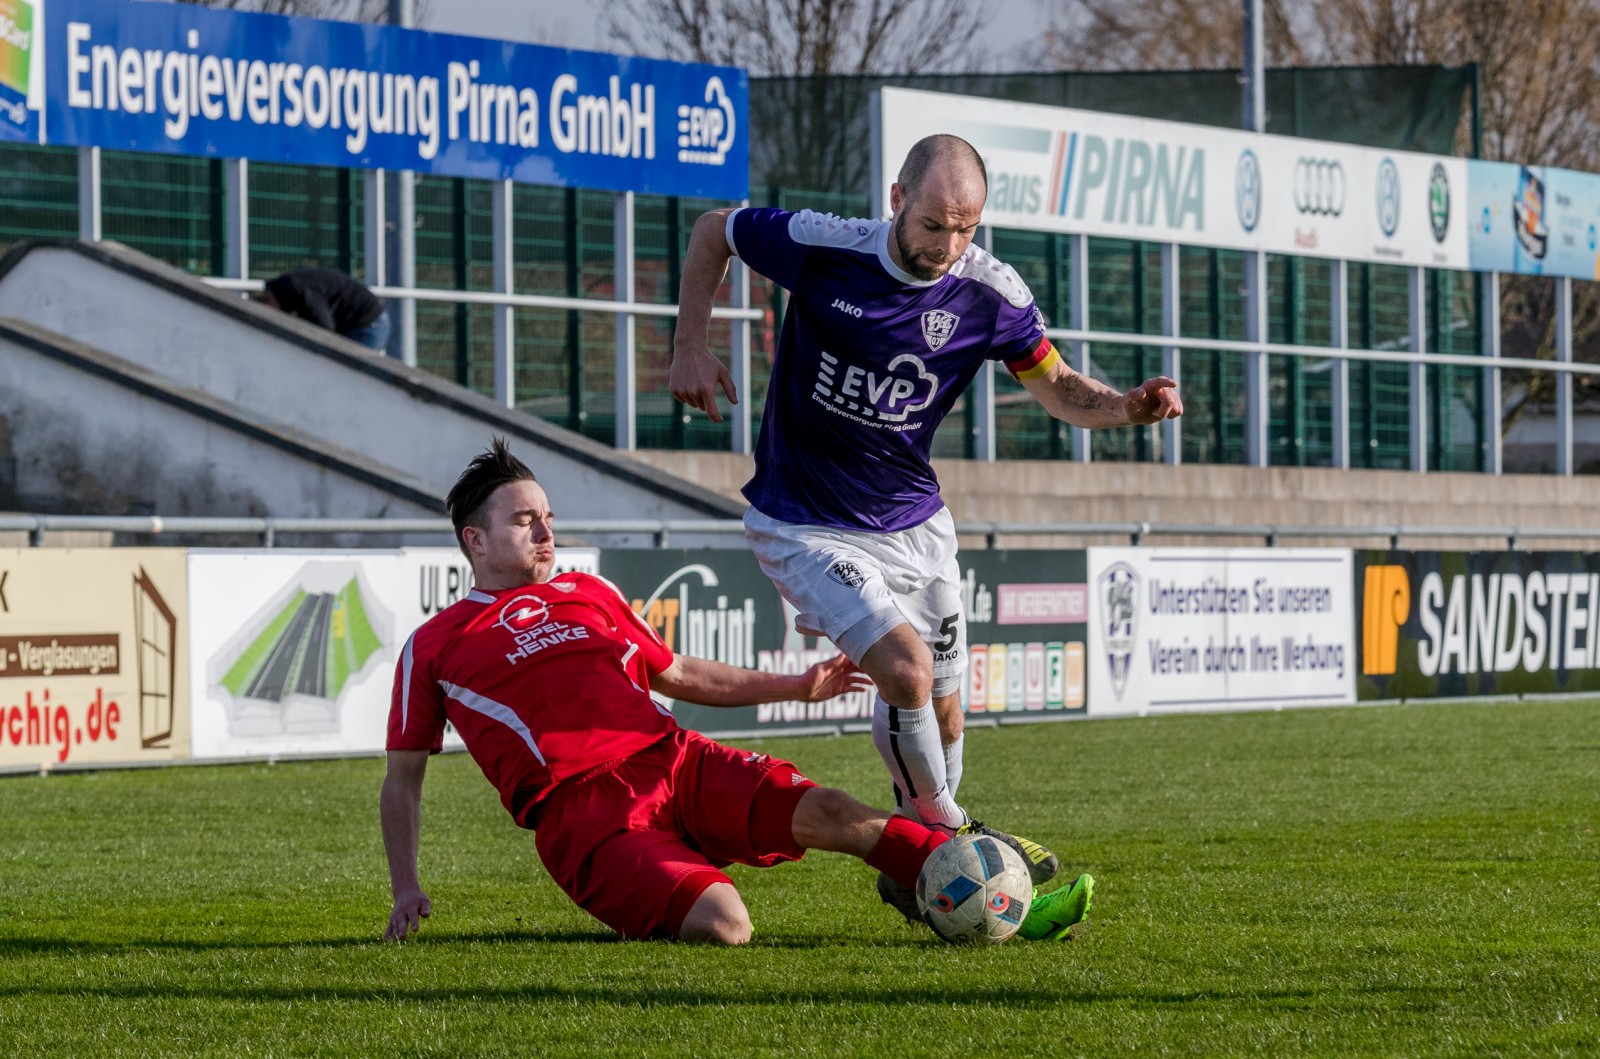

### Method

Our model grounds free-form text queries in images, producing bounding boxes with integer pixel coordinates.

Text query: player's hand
[1123,376,1183,424]
[795,653,873,702]
[384,888,432,941]
[669,349,739,423]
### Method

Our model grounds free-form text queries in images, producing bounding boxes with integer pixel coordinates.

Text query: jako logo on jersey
[827,561,867,588]
[814,351,938,426]
[496,594,588,665]
[921,309,959,351]
[831,298,864,318]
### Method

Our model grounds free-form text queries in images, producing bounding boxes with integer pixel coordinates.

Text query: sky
[418,0,1036,64]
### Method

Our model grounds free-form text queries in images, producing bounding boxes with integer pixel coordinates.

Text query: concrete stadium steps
[0,316,443,528]
[0,240,741,527]
[632,450,1600,551]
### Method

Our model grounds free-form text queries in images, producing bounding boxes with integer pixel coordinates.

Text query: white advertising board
[877,88,1470,271]
[188,547,599,760]
[1086,548,1355,715]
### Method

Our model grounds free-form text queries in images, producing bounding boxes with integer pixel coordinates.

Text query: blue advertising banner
[39,0,747,198]
[1468,159,1600,281]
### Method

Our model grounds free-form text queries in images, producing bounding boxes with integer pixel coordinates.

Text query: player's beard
[891,211,951,282]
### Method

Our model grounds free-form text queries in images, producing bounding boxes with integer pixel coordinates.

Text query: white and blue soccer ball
[916,834,1032,945]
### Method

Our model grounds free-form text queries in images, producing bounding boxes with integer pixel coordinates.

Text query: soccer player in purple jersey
[669,134,1180,933]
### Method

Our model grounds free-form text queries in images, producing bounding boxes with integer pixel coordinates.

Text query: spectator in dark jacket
[261,268,390,352]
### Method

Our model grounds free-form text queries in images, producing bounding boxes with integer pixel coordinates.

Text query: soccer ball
[916,834,1033,945]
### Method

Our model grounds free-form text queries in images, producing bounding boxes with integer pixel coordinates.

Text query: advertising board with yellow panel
[0,548,189,771]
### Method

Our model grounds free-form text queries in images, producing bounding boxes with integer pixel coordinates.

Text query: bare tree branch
[602,0,993,74]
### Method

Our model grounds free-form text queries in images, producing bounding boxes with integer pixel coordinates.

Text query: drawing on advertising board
[132,567,179,748]
[207,563,390,736]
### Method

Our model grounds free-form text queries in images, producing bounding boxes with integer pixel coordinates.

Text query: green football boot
[952,819,1060,886]
[1017,873,1094,942]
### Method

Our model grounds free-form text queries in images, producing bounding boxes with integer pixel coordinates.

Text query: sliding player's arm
[669,207,741,422]
[652,653,872,708]
[380,749,432,941]
[1009,339,1183,429]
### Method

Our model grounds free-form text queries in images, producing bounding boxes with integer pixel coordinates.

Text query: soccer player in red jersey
[381,440,1093,943]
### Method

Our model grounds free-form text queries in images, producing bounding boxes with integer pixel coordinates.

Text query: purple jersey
[728,208,1049,532]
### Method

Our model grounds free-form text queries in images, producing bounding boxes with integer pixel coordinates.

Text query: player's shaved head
[448,437,538,557]
[897,134,987,206]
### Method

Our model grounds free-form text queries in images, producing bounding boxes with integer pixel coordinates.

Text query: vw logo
[1235,149,1261,232]
[1427,163,1450,243]
[1375,157,1401,237]
[1293,158,1345,216]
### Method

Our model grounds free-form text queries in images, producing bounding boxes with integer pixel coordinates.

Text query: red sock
[864,815,950,889]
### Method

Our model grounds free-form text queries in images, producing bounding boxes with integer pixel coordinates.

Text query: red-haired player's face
[464,479,555,590]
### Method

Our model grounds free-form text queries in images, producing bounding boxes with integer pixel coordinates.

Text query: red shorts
[531,729,817,940]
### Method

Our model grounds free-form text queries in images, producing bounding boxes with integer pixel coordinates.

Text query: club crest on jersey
[921,309,959,352]
[827,561,867,588]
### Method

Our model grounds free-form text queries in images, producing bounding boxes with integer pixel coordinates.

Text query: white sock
[943,733,965,803]
[871,694,964,829]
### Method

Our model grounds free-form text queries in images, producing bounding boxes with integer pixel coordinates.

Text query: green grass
[1,699,1597,1056]
[218,590,306,696]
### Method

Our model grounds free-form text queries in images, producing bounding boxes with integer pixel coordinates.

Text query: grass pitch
[1,699,1597,1056]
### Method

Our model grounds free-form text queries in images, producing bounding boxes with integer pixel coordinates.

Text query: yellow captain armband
[1005,338,1062,382]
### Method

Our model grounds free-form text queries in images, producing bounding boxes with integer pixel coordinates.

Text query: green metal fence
[0,142,1485,471]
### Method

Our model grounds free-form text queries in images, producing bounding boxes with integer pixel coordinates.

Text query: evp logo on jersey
[813,350,938,428]
[497,593,588,665]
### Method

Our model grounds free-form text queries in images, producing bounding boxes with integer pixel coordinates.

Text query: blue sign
[1468,159,1600,281]
[40,0,748,199]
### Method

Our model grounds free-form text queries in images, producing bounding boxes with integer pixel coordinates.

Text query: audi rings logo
[1375,157,1401,238]
[1235,150,1261,232]
[1293,158,1345,217]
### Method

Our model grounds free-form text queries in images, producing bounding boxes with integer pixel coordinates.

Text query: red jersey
[387,572,677,825]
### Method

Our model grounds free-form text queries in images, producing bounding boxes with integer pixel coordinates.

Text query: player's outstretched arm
[670,207,741,422]
[653,652,871,708]
[1021,358,1183,429]
[380,750,433,941]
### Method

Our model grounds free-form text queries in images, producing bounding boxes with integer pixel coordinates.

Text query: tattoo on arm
[1054,369,1110,417]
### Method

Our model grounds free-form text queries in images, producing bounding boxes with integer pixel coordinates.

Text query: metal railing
[5,514,1597,551]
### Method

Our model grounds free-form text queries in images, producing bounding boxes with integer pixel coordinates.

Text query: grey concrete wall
[631,450,1600,551]
[0,242,738,526]
[0,326,444,532]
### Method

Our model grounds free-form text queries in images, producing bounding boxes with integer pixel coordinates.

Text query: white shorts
[744,507,966,690]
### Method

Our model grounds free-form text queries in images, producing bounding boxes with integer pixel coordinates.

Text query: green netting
[0,144,76,250]
[0,60,1489,471]
[247,162,364,279]
[101,151,221,273]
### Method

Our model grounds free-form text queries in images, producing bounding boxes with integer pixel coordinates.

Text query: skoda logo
[1293,158,1345,216]
[1375,157,1401,238]
[1235,149,1261,232]
[1427,163,1450,243]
